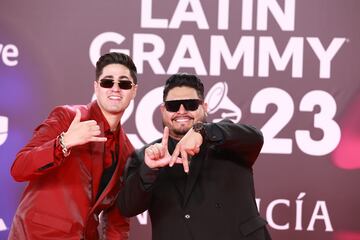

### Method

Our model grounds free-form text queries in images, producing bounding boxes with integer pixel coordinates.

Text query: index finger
[169,144,180,167]
[161,127,169,149]
[180,148,189,173]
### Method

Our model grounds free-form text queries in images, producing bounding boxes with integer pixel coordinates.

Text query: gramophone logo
[0,116,8,146]
[205,82,242,123]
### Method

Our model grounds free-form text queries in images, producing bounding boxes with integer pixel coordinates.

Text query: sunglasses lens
[184,100,200,111]
[164,99,201,112]
[99,79,114,88]
[99,79,134,90]
[165,101,181,112]
[118,81,133,90]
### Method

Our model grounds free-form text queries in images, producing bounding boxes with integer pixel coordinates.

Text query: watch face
[193,122,203,132]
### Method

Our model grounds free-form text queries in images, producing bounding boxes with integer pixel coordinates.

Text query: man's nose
[178,104,187,113]
[111,82,121,91]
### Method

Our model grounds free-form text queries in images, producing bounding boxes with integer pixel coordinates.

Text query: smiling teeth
[175,118,189,122]
[109,96,121,100]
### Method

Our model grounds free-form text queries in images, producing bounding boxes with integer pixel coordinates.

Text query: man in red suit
[8,52,137,240]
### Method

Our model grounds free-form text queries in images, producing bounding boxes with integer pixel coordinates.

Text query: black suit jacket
[118,120,272,240]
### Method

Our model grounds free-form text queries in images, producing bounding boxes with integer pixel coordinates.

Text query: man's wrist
[192,122,206,139]
[58,132,71,157]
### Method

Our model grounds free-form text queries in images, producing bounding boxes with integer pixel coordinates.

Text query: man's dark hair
[163,73,204,101]
[95,52,138,84]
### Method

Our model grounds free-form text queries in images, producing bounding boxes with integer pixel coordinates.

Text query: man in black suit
[118,73,272,240]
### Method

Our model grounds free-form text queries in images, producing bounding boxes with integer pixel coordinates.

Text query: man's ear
[93,81,98,96]
[131,85,138,99]
[202,102,208,114]
[160,103,165,114]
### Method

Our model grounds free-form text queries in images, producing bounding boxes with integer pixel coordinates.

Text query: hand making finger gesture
[144,127,182,169]
[169,126,203,173]
[61,109,107,148]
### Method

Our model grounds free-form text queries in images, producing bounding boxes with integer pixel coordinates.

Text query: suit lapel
[166,138,188,204]
[90,121,106,202]
[166,166,186,204]
[183,148,205,207]
[93,127,133,211]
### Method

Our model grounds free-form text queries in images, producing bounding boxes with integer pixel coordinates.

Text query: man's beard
[173,126,190,138]
[162,115,207,139]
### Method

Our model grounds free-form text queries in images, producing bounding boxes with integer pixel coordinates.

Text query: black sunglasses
[99,78,135,90]
[164,99,203,112]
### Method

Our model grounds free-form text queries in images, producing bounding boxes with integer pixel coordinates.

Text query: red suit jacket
[9,101,133,240]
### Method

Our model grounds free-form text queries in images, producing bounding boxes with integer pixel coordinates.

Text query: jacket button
[184,214,191,219]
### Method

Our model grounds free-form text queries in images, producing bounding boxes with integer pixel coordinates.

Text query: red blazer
[9,101,134,240]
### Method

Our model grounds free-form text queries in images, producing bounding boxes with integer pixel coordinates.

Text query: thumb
[70,109,81,126]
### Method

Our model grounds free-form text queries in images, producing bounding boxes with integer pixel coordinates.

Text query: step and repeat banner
[1,0,359,239]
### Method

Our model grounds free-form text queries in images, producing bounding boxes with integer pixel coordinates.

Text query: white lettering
[169,0,209,29]
[295,192,306,230]
[141,0,168,28]
[307,37,347,79]
[259,37,303,78]
[295,90,341,156]
[0,43,19,66]
[257,0,296,31]
[210,35,254,76]
[0,218,7,231]
[0,116,8,146]
[88,33,346,78]
[89,32,129,67]
[266,199,290,230]
[257,193,334,232]
[133,33,165,74]
[167,35,207,75]
[242,0,254,30]
[251,87,293,154]
[217,0,230,30]
[307,201,333,232]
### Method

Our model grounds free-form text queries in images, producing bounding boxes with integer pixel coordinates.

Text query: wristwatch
[192,122,206,139]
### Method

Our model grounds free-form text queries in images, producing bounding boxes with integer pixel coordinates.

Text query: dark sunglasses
[99,78,135,90]
[164,99,203,112]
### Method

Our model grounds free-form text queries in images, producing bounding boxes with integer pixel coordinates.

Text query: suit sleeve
[117,146,161,217]
[10,106,74,182]
[202,119,264,167]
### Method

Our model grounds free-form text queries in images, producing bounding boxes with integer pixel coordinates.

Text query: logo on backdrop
[0,116,8,146]
[0,219,7,232]
[88,0,346,157]
[89,0,346,78]
[0,43,19,67]
[205,82,241,123]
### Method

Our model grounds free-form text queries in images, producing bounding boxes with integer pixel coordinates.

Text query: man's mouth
[173,116,193,123]
[108,95,121,100]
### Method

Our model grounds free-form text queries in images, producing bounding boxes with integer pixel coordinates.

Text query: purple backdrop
[1,0,360,239]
